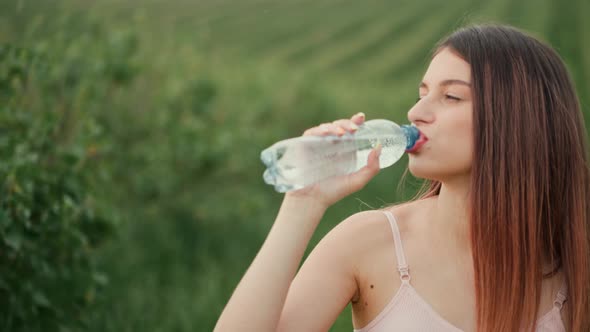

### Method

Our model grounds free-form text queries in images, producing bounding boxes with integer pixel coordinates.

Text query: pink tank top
[353,210,567,332]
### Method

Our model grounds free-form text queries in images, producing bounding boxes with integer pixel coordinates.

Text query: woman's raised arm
[214,113,380,331]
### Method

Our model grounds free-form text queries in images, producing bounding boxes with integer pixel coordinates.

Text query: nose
[407,99,435,126]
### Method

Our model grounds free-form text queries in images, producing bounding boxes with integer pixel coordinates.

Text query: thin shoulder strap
[382,210,411,283]
[553,281,568,311]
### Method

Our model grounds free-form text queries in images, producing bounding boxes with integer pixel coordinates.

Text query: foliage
[0,21,137,330]
[0,0,588,331]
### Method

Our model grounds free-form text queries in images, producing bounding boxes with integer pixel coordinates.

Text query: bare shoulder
[347,195,431,230]
[315,208,397,269]
[326,197,436,265]
[380,196,437,234]
[320,210,392,256]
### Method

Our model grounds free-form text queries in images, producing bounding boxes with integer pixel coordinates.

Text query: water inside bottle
[355,134,407,170]
[262,133,407,192]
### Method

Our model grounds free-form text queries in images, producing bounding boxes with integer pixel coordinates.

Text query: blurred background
[0,0,588,331]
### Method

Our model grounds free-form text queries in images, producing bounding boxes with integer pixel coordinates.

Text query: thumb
[349,143,381,190]
[366,143,382,174]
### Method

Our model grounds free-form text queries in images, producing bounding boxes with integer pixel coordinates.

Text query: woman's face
[407,47,474,183]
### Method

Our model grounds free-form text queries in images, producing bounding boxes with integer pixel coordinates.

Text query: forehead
[423,47,471,83]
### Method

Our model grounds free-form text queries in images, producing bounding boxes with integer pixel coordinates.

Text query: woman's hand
[286,112,382,208]
[215,113,379,332]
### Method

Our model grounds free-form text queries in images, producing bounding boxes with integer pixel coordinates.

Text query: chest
[352,245,477,331]
[351,248,564,332]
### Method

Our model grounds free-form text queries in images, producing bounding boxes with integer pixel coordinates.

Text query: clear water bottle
[260,119,421,193]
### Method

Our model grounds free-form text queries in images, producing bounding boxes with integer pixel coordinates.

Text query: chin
[409,171,439,181]
[407,163,439,181]
[408,158,470,182]
[408,156,432,177]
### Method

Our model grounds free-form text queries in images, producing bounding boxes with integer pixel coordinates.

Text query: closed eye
[416,95,462,103]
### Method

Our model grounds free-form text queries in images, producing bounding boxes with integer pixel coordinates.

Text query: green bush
[2,1,588,331]
[0,27,134,330]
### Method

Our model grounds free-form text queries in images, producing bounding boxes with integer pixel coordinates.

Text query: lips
[406,131,429,153]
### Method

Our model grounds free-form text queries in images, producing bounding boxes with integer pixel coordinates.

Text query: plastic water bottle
[260,119,421,193]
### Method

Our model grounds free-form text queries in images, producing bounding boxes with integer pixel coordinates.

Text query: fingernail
[375,143,382,156]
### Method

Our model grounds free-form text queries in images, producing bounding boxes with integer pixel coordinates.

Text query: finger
[322,123,345,136]
[303,128,329,136]
[346,144,381,191]
[303,127,324,136]
[367,143,382,170]
[316,123,346,136]
[331,119,359,133]
[303,123,340,136]
[350,112,365,126]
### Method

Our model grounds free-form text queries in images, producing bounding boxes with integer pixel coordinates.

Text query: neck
[428,178,472,253]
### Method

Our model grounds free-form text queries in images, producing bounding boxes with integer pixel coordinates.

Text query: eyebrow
[419,79,471,88]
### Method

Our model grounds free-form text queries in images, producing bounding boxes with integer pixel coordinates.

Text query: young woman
[214,24,590,331]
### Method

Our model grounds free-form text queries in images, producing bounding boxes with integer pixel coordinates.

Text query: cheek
[407,142,472,179]
[444,126,473,159]
[407,118,473,179]
[445,109,473,154]
[443,119,474,168]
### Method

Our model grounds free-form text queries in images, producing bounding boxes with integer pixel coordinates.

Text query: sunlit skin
[215,47,567,332]
[401,47,475,275]
[407,47,474,186]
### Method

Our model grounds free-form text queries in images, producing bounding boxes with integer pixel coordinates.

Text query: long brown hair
[407,25,590,331]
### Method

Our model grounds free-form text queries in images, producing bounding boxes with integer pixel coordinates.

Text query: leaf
[4,231,22,251]
[33,290,51,308]
[0,276,8,290]
[0,209,11,228]
[92,272,109,286]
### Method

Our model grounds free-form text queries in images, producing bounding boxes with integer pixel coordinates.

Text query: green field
[1,0,589,331]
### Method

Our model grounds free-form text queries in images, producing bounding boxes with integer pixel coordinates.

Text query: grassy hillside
[1,0,588,331]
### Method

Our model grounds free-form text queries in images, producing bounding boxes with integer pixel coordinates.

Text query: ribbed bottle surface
[261,119,416,193]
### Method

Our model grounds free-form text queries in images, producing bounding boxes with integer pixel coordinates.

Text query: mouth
[406,131,429,153]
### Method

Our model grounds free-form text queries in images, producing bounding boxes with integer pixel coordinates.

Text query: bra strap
[553,281,568,311]
[383,210,411,282]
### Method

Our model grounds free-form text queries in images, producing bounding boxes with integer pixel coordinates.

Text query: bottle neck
[401,125,420,150]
